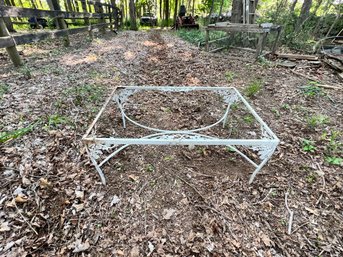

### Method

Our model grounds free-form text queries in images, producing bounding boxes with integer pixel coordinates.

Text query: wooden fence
[0,0,122,66]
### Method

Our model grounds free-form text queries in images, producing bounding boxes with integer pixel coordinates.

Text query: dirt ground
[0,30,342,256]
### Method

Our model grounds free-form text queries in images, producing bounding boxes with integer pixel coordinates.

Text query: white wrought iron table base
[82,86,279,185]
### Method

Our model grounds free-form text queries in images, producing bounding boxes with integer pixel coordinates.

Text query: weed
[0,123,36,143]
[325,156,342,166]
[225,71,236,82]
[226,146,236,152]
[270,190,277,197]
[307,114,329,128]
[0,83,9,99]
[244,79,262,97]
[272,108,280,119]
[18,65,32,79]
[146,164,155,172]
[243,114,254,124]
[302,139,316,153]
[64,84,104,106]
[230,103,239,110]
[281,104,290,110]
[43,114,70,130]
[300,83,323,98]
[164,156,174,161]
[306,172,317,183]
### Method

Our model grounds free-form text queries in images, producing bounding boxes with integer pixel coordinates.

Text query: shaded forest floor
[0,30,342,256]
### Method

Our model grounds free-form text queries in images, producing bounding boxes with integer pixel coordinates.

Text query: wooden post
[271,28,281,54]
[205,29,209,52]
[0,17,23,66]
[80,0,89,25]
[255,32,267,58]
[95,0,106,33]
[51,0,70,46]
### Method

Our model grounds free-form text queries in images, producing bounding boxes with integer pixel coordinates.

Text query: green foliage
[18,65,32,79]
[43,114,70,130]
[0,123,35,143]
[325,156,342,166]
[0,83,9,99]
[300,83,323,98]
[176,29,226,45]
[243,114,254,124]
[306,172,317,184]
[146,164,155,172]
[302,139,316,153]
[225,71,235,82]
[244,79,262,97]
[307,114,329,128]
[63,84,104,106]
[272,108,280,119]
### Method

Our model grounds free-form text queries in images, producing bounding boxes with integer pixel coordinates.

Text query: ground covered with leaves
[0,29,342,256]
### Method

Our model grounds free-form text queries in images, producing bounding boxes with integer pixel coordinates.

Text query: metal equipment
[83,86,279,185]
[174,5,199,29]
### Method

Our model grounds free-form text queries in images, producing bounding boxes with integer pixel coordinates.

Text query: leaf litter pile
[0,30,343,256]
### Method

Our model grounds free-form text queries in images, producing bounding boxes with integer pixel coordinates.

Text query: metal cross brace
[82,86,279,185]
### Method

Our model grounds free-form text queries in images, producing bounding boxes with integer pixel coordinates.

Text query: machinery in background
[174,5,199,30]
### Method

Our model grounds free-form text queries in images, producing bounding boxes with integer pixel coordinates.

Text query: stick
[12,196,38,235]
[285,189,294,235]
[291,70,342,90]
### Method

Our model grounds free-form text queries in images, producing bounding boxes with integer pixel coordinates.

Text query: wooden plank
[207,26,264,33]
[277,53,319,61]
[0,5,109,19]
[0,23,110,48]
[0,35,14,47]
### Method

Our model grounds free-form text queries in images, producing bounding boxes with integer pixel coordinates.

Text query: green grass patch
[0,123,36,143]
[244,79,263,97]
[176,29,226,45]
[0,83,10,99]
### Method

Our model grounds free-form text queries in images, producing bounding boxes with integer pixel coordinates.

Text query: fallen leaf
[163,208,176,220]
[117,250,125,255]
[0,221,11,232]
[15,194,28,203]
[128,174,139,182]
[110,195,121,206]
[147,241,155,256]
[72,239,90,253]
[72,203,84,212]
[261,233,271,247]
[130,246,140,257]
[39,178,51,189]
[305,207,319,216]
[75,190,84,200]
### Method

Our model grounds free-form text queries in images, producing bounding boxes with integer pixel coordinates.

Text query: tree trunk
[129,0,137,30]
[208,0,215,24]
[216,0,224,23]
[173,0,178,26]
[159,0,162,22]
[289,0,297,13]
[313,0,332,35]
[325,6,341,37]
[164,0,169,26]
[231,0,243,23]
[297,0,312,28]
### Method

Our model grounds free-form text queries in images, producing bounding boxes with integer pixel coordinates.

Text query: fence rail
[0,0,122,67]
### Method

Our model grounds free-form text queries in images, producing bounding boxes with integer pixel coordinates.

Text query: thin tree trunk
[296,0,312,28]
[173,0,178,26]
[208,0,215,24]
[164,0,169,26]
[129,0,137,30]
[325,7,341,37]
[290,0,297,13]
